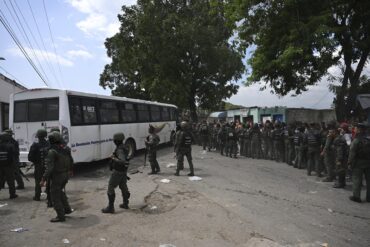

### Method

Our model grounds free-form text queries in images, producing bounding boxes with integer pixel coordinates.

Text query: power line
[0,65,27,88]
[42,0,64,88]
[3,0,51,85]
[0,10,49,86]
[13,0,61,87]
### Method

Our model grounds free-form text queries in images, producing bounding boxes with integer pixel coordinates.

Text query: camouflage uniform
[0,133,17,199]
[102,132,131,213]
[348,124,370,202]
[175,122,195,176]
[305,126,322,176]
[333,133,348,188]
[43,132,73,222]
[250,124,261,159]
[146,127,161,174]
[28,129,50,201]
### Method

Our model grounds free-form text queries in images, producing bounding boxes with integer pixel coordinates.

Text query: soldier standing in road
[305,123,322,177]
[243,124,251,158]
[322,124,336,182]
[199,120,209,151]
[102,132,131,213]
[226,122,238,158]
[250,123,261,159]
[218,123,227,155]
[146,125,161,175]
[28,129,50,201]
[0,132,17,199]
[238,124,246,156]
[347,123,370,203]
[174,121,195,176]
[41,132,73,222]
[272,122,284,162]
[4,129,24,190]
[332,128,348,188]
[293,126,305,169]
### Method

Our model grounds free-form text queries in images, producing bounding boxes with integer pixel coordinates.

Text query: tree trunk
[188,82,198,122]
[335,63,351,122]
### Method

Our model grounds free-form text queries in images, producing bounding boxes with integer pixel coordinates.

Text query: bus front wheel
[125,139,136,158]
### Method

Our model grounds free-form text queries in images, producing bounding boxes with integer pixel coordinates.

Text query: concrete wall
[285,108,336,124]
[0,74,27,130]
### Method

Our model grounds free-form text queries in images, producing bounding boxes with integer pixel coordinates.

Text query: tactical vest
[0,143,13,166]
[273,129,282,141]
[293,133,301,146]
[307,131,319,146]
[358,136,370,160]
[50,146,71,173]
[182,131,192,147]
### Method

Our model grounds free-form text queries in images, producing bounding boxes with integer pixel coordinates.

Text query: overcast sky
[1,0,365,109]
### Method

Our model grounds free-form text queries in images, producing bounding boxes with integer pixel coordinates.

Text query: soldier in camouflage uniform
[212,123,220,151]
[261,122,271,159]
[218,124,227,155]
[321,124,336,182]
[250,123,261,159]
[0,132,17,199]
[174,121,195,176]
[347,123,370,203]
[102,132,131,213]
[145,125,161,175]
[332,128,348,188]
[199,121,209,151]
[244,124,251,158]
[4,129,24,190]
[293,126,305,169]
[28,129,50,201]
[305,123,322,177]
[283,124,294,165]
[41,132,73,222]
[226,122,238,158]
[272,122,284,162]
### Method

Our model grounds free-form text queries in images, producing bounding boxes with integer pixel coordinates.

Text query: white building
[0,73,27,131]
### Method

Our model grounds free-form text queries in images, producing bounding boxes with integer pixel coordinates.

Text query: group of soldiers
[193,119,370,203]
[0,128,74,222]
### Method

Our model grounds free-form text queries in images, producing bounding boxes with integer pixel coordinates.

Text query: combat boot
[9,194,18,199]
[120,192,130,209]
[50,216,65,222]
[349,196,362,203]
[333,175,345,189]
[174,171,180,176]
[102,194,115,214]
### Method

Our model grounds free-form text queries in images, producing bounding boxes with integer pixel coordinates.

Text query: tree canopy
[226,0,370,121]
[100,0,244,121]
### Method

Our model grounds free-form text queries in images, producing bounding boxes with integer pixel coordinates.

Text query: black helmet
[180,121,188,129]
[48,131,62,144]
[113,132,125,141]
[36,129,47,138]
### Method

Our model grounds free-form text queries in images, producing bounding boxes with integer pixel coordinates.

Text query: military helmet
[36,129,47,138]
[4,129,14,135]
[48,131,62,144]
[180,121,189,129]
[50,127,60,133]
[113,132,125,141]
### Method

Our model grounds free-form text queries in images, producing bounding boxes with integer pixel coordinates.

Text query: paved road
[0,145,369,247]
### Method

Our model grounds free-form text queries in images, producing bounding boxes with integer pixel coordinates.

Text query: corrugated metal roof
[357,94,370,110]
[209,111,227,118]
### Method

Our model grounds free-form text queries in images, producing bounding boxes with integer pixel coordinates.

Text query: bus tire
[125,139,136,157]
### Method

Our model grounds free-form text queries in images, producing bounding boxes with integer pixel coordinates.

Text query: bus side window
[45,98,59,121]
[100,101,119,124]
[151,106,161,122]
[161,107,170,121]
[81,99,97,124]
[69,97,83,125]
[14,101,28,122]
[137,104,149,122]
[121,103,137,123]
[29,100,44,122]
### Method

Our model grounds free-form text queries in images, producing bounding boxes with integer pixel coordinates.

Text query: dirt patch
[141,191,179,214]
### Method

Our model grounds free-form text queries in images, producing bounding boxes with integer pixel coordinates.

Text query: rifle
[18,167,30,182]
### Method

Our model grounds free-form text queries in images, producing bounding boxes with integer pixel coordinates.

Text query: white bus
[9,88,178,163]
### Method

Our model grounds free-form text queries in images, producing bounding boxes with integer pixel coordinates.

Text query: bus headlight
[62,125,69,144]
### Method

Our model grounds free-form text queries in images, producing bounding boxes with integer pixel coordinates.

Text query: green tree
[225,0,370,121]
[100,0,244,121]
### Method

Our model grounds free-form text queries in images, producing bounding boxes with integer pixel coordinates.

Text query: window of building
[28,100,44,122]
[121,103,137,122]
[151,105,161,122]
[14,101,27,122]
[137,104,150,122]
[100,101,120,124]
